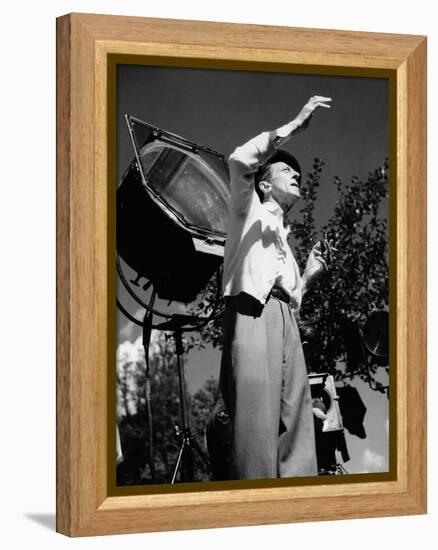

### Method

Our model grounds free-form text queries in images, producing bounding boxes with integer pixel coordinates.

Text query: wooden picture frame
[56,13,427,536]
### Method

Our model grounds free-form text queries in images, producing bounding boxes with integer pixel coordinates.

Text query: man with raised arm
[219,96,332,480]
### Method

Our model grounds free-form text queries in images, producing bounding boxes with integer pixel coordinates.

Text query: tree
[192,158,389,393]
[293,158,389,393]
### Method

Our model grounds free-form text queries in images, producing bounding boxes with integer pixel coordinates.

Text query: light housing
[117,116,231,303]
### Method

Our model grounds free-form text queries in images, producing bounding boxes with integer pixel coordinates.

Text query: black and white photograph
[115,63,390,487]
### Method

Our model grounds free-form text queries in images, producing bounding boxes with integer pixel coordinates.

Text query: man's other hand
[302,241,328,288]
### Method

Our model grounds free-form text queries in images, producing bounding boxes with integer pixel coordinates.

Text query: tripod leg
[171,438,186,484]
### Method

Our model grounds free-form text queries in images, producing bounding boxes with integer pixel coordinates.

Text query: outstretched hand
[295,95,332,132]
[273,95,332,143]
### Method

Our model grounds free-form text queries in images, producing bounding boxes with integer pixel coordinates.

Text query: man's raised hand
[295,95,332,132]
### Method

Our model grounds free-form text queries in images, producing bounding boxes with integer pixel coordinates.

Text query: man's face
[268,161,301,207]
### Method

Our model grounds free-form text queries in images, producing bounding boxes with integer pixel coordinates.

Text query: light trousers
[219,293,317,480]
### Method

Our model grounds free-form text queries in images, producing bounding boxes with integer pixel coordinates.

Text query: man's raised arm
[227,96,332,214]
[272,95,332,147]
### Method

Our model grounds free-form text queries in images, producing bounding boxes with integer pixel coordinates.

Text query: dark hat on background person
[255,149,302,187]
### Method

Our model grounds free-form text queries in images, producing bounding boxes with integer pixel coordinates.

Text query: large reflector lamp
[117,115,231,303]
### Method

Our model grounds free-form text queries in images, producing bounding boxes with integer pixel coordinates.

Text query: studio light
[117,115,231,303]
[116,117,231,483]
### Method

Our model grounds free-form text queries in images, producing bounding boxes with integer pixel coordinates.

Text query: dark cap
[256,149,302,186]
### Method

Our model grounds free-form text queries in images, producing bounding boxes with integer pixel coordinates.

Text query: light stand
[156,317,212,483]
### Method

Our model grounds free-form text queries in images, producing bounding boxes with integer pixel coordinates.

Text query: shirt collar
[263,200,283,218]
[263,200,291,233]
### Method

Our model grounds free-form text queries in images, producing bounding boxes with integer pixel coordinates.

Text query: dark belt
[268,286,291,305]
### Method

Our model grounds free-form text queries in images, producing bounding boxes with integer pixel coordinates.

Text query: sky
[117,64,389,227]
[116,63,389,475]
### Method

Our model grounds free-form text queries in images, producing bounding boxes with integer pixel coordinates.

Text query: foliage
[293,158,389,392]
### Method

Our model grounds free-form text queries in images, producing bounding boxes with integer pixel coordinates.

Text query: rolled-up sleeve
[228,131,276,215]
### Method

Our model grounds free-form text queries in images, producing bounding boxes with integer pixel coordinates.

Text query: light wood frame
[56,13,427,536]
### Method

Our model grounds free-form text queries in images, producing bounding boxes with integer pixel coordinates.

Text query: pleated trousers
[219,293,318,480]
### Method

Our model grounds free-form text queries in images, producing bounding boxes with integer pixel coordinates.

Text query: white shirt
[223,131,303,309]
